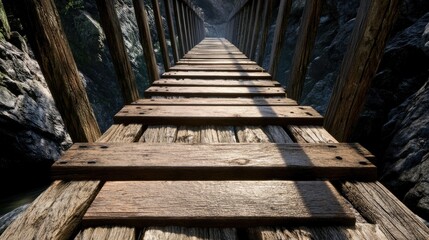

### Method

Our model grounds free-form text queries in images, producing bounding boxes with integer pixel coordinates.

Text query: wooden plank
[153,79,280,87]
[142,227,237,240]
[187,51,243,54]
[162,71,271,79]
[183,54,248,59]
[83,181,356,227]
[144,86,285,98]
[170,64,264,72]
[132,98,297,106]
[74,227,135,240]
[51,143,376,181]
[114,105,322,125]
[288,125,429,239]
[177,60,256,65]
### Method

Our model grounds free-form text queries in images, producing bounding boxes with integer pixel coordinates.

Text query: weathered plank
[184,54,247,59]
[141,227,237,240]
[51,143,376,181]
[75,227,135,240]
[132,98,297,106]
[114,105,322,126]
[145,86,285,98]
[170,64,264,72]
[154,79,279,87]
[177,60,256,65]
[288,125,429,239]
[83,181,355,227]
[187,51,243,55]
[162,71,271,79]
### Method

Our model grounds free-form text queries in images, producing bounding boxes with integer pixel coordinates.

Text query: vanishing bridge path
[2,0,429,239]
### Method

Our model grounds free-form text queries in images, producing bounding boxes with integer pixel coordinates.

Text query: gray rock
[424,22,429,56]
[381,80,429,220]
[0,204,29,235]
[0,41,71,170]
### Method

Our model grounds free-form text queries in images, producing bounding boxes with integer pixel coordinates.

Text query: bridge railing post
[257,0,273,66]
[249,0,263,60]
[164,0,179,63]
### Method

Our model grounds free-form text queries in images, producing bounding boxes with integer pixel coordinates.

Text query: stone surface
[0,204,28,235]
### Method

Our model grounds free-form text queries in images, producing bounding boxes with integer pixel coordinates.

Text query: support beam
[257,0,273,66]
[163,0,179,63]
[133,0,160,83]
[152,0,170,71]
[16,0,100,142]
[172,0,185,57]
[249,0,263,60]
[287,0,324,101]
[268,0,291,78]
[96,0,139,104]
[324,0,400,141]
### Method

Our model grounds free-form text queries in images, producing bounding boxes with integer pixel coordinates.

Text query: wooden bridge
[2,0,429,239]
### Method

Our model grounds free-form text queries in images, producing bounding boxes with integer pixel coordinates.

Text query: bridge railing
[226,0,399,141]
[14,0,204,142]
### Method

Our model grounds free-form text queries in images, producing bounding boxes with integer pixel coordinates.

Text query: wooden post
[17,0,100,142]
[244,0,256,56]
[133,0,160,83]
[151,0,170,71]
[287,0,323,101]
[268,0,291,77]
[324,0,399,141]
[163,0,179,63]
[96,0,139,104]
[249,0,263,60]
[257,0,273,66]
[180,2,190,53]
[173,0,185,57]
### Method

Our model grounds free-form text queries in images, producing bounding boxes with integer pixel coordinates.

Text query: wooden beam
[15,0,100,142]
[52,143,376,181]
[152,0,171,71]
[268,0,291,78]
[172,0,185,57]
[153,79,280,87]
[249,0,263,60]
[161,71,272,79]
[163,0,179,63]
[257,0,273,66]
[144,86,285,98]
[114,105,322,125]
[132,98,297,106]
[287,0,324,101]
[324,0,400,141]
[83,181,355,227]
[133,0,160,83]
[244,0,257,56]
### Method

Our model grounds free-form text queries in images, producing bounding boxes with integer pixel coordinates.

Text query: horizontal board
[162,71,272,80]
[184,54,248,59]
[83,181,355,227]
[132,98,298,106]
[153,79,280,87]
[187,51,243,55]
[51,143,377,181]
[114,105,323,125]
[177,60,257,65]
[170,65,264,72]
[144,86,285,98]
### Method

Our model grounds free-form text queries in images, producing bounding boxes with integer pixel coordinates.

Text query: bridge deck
[1,38,428,240]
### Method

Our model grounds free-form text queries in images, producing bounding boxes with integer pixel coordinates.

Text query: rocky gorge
[0,0,428,231]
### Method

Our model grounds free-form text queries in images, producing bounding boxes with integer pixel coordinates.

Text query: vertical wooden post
[17,0,100,142]
[96,0,140,105]
[151,0,170,71]
[287,0,324,101]
[173,0,185,57]
[324,0,399,141]
[133,0,160,83]
[249,0,263,60]
[244,0,256,56]
[163,0,179,63]
[268,0,291,77]
[257,0,273,66]
[180,2,190,53]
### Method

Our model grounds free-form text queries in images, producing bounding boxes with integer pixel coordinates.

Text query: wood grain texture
[287,0,323,101]
[51,143,376,181]
[83,181,355,227]
[15,0,100,142]
[162,71,271,79]
[144,86,285,98]
[141,227,237,240]
[132,98,297,106]
[247,223,388,240]
[177,60,257,65]
[114,105,322,126]
[324,0,400,141]
[154,79,279,87]
[170,64,264,72]
[75,227,135,240]
[288,125,429,239]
